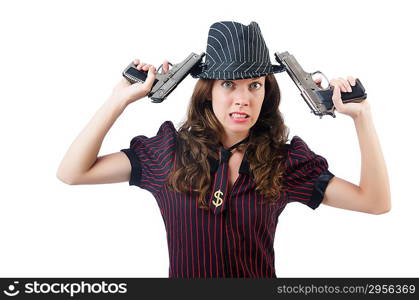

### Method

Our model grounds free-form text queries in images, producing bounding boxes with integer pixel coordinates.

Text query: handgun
[274,51,367,118]
[122,52,205,103]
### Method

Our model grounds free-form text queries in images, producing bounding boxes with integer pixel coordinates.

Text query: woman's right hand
[111,59,156,106]
[110,59,171,106]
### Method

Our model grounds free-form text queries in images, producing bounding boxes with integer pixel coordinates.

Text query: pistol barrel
[150,52,205,103]
[275,51,329,116]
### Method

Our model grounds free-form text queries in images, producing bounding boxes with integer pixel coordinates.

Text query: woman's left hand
[314,76,370,119]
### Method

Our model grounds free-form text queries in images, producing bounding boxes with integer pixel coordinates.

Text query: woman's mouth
[229,113,250,123]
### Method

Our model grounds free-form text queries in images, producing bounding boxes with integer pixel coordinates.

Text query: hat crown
[207,21,270,64]
[192,21,283,80]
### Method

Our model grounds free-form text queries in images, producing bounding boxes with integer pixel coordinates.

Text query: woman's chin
[224,123,251,134]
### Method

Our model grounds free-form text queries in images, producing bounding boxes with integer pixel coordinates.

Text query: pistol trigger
[311,70,330,90]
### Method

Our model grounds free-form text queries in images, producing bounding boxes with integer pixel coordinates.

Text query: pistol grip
[315,78,367,110]
[122,63,158,86]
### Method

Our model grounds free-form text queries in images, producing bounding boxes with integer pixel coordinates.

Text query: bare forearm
[354,107,391,211]
[56,97,127,182]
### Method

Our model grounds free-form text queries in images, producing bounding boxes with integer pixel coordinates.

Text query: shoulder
[285,135,314,159]
[157,120,178,137]
[283,135,329,172]
[129,120,178,151]
[149,120,178,148]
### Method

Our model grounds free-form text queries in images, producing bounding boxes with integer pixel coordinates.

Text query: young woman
[57,21,391,278]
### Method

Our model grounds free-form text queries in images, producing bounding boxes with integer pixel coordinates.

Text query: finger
[329,79,341,90]
[137,63,145,70]
[142,64,151,71]
[347,76,356,86]
[338,77,351,93]
[332,78,344,92]
[331,84,344,111]
[337,77,350,92]
[142,66,157,91]
[163,59,170,73]
[133,59,140,65]
[314,78,322,84]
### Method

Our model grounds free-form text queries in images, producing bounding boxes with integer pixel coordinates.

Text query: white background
[1,0,418,277]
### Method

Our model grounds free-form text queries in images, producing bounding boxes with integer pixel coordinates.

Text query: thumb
[331,85,343,110]
[142,66,157,92]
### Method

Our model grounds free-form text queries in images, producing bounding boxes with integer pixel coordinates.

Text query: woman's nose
[233,87,251,106]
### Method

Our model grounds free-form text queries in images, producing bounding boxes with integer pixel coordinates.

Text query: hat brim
[190,63,285,80]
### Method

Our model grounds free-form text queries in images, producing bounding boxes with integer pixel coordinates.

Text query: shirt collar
[207,142,291,176]
[208,150,250,175]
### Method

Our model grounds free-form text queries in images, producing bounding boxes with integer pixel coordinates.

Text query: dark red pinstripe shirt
[121,121,334,278]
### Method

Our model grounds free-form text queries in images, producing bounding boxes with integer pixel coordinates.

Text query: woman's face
[211,76,266,136]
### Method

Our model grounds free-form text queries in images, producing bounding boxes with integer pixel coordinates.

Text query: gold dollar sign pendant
[212,189,223,207]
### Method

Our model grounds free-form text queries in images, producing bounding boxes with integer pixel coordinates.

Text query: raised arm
[320,76,391,214]
[56,60,163,185]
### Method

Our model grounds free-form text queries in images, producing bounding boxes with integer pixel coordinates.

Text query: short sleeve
[120,121,177,194]
[283,136,335,210]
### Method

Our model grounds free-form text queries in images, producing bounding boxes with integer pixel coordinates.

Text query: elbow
[370,206,391,215]
[369,197,392,215]
[56,169,78,185]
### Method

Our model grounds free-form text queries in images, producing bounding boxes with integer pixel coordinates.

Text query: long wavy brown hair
[167,74,289,210]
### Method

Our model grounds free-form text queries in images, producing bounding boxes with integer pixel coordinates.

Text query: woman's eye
[250,82,262,89]
[221,81,233,88]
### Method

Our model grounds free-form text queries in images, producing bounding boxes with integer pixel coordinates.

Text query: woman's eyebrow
[249,80,263,84]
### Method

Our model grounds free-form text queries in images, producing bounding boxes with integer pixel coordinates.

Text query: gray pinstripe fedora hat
[191,21,284,80]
